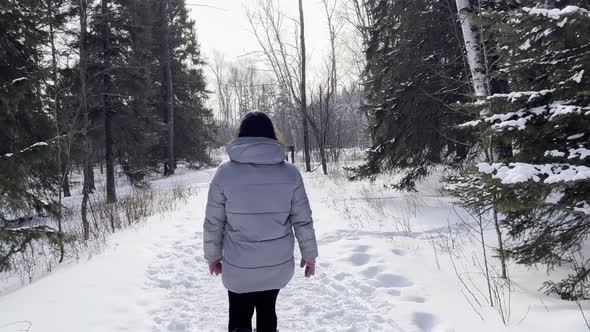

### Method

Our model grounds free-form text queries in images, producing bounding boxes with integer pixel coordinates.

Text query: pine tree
[451,0,590,300]
[0,0,62,270]
[165,0,214,169]
[355,0,473,190]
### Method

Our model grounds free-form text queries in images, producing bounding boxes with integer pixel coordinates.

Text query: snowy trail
[3,166,585,332]
[0,167,442,332]
[143,171,433,332]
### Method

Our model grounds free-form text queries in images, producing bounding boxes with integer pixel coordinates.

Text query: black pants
[228,289,280,332]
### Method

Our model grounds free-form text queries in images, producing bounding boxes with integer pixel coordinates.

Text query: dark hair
[237,112,277,140]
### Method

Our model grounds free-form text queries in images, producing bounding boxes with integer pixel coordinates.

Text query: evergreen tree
[0,0,62,270]
[166,0,214,168]
[355,0,473,190]
[450,0,590,300]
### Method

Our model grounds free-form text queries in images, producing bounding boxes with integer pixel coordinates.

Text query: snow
[545,150,566,158]
[29,142,48,148]
[550,103,583,120]
[575,202,590,215]
[571,70,585,84]
[568,133,585,140]
[519,39,531,51]
[479,162,590,184]
[2,142,50,159]
[1,159,589,331]
[523,6,590,20]
[466,101,586,131]
[10,77,27,84]
[459,119,481,128]
[491,114,532,131]
[568,148,590,160]
[489,162,542,183]
[487,89,553,103]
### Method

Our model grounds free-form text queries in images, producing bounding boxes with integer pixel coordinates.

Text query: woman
[203,112,319,332]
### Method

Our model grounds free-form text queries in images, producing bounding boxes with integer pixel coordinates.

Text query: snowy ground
[1,157,589,331]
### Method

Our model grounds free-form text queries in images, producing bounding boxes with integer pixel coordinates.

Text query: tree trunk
[319,86,328,175]
[160,0,175,176]
[299,0,311,172]
[61,162,71,197]
[79,0,90,241]
[102,0,117,203]
[493,201,508,279]
[87,146,95,192]
[455,0,489,114]
[48,0,66,262]
[478,213,494,307]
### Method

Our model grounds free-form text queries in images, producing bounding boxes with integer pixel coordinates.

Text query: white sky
[187,0,347,111]
[188,0,333,67]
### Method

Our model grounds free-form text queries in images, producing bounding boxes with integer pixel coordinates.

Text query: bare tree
[248,0,336,172]
[322,0,340,96]
[298,0,311,172]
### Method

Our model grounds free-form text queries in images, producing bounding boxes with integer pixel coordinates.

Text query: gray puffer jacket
[203,137,318,294]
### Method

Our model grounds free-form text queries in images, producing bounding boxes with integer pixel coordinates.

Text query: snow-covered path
[139,169,437,331]
[1,166,588,332]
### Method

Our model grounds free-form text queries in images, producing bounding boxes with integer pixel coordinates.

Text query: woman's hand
[300,258,316,278]
[208,259,222,276]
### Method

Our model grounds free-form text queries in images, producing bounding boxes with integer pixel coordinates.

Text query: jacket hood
[226,137,285,164]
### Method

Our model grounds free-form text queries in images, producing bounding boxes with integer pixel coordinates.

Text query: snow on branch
[574,201,590,215]
[523,6,590,20]
[486,89,553,103]
[459,101,588,131]
[2,140,54,159]
[11,77,27,84]
[570,70,585,84]
[545,148,590,160]
[478,162,590,184]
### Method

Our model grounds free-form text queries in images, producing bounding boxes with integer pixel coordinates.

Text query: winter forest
[1,0,589,331]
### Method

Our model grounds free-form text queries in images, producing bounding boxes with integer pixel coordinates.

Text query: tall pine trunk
[299,0,311,172]
[102,0,116,203]
[47,0,66,262]
[47,0,71,199]
[79,0,90,241]
[159,0,175,176]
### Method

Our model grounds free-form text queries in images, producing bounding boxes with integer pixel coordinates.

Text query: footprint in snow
[361,265,384,278]
[349,253,370,266]
[413,312,436,332]
[372,273,413,288]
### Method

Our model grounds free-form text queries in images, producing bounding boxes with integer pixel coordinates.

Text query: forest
[1,0,589,331]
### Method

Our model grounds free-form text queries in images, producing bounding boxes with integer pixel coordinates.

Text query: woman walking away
[203,112,319,332]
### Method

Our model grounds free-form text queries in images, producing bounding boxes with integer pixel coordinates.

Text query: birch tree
[455,0,490,108]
